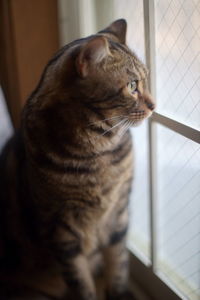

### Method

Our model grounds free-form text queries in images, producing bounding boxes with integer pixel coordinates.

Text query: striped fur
[0,19,155,299]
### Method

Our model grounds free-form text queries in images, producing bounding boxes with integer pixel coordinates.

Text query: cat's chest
[94,145,133,222]
[97,143,133,193]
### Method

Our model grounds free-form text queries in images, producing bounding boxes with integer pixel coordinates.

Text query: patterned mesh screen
[155,1,200,298]
[156,124,200,300]
[114,0,200,298]
[155,0,200,129]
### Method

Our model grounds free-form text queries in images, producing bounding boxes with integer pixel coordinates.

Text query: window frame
[129,1,200,300]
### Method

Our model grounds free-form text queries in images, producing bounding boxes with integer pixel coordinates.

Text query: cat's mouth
[129,110,145,119]
[129,109,149,120]
[127,108,154,126]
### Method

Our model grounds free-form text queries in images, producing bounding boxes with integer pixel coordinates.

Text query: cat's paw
[106,290,137,300]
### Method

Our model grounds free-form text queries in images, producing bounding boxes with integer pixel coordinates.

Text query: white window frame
[130,2,200,300]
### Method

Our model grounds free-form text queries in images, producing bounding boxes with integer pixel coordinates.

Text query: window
[112,1,200,299]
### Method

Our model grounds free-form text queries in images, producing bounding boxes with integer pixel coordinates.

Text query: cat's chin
[131,120,143,127]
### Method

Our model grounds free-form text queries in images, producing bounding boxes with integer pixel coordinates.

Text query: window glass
[156,124,200,299]
[155,0,200,129]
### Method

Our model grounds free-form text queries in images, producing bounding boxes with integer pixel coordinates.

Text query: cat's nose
[146,102,155,111]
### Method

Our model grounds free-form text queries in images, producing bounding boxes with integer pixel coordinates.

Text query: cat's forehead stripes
[126,69,138,80]
[108,39,132,58]
[107,39,147,81]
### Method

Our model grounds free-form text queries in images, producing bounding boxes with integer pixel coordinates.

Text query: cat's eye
[127,81,137,94]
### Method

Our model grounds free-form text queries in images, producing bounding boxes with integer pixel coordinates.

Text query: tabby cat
[0,19,155,300]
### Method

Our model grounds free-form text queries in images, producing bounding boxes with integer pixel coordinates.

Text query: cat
[0,19,155,300]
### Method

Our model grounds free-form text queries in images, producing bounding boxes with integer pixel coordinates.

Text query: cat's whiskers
[101,119,125,136]
[118,119,134,138]
[93,119,126,139]
[118,119,129,138]
[117,120,127,136]
[88,115,128,127]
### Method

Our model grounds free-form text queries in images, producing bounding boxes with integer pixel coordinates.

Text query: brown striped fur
[0,20,155,299]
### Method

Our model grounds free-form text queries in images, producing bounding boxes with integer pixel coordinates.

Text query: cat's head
[29,19,155,133]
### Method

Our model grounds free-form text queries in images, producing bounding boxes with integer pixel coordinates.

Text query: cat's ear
[99,19,127,44]
[76,36,110,78]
